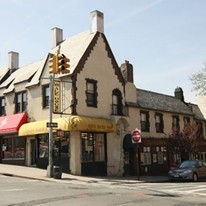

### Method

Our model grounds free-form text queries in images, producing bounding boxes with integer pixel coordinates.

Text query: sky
[0,0,206,104]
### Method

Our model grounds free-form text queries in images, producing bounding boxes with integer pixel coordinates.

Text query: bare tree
[190,66,206,96]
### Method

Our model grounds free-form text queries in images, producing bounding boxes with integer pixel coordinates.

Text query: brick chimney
[174,87,184,102]
[120,60,134,83]
[8,51,19,73]
[90,10,104,34]
[51,27,63,48]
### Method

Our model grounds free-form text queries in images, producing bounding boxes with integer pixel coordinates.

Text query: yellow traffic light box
[57,54,70,74]
[49,54,58,74]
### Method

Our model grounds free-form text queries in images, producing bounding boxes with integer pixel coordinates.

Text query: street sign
[46,122,58,128]
[131,128,141,143]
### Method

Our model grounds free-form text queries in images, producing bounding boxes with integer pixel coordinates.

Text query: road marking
[1,188,24,192]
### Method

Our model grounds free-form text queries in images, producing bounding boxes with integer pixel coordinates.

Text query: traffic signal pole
[47,74,54,177]
[47,53,70,177]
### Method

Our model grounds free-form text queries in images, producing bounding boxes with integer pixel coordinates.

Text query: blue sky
[0,0,206,103]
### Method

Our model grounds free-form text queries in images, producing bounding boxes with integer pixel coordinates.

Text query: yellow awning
[19,115,116,136]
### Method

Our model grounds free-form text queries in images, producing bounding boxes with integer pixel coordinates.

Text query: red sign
[131,128,141,143]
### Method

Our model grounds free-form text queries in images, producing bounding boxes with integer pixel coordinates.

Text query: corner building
[0,11,205,177]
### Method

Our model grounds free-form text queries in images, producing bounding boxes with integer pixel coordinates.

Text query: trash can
[53,165,62,179]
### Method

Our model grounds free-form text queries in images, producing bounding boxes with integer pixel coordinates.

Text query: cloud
[106,0,166,28]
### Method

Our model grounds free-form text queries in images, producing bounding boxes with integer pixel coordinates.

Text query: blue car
[168,160,206,182]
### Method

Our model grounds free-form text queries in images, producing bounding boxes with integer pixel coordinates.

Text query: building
[0,10,205,177]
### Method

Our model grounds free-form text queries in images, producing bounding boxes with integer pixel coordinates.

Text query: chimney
[90,10,104,34]
[120,60,134,83]
[51,27,63,48]
[8,51,19,73]
[174,87,184,102]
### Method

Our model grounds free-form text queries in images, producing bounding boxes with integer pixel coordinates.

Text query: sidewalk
[0,164,168,185]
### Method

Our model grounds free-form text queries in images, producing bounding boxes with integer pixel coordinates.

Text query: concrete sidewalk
[0,164,168,185]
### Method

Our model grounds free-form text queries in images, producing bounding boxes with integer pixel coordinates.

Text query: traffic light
[49,54,58,74]
[57,54,70,74]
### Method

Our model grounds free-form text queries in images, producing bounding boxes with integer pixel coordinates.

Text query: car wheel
[192,173,198,182]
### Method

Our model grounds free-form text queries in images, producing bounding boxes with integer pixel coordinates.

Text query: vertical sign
[53,81,61,113]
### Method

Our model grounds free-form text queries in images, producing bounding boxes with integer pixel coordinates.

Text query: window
[86,79,97,107]
[0,97,5,116]
[155,113,164,133]
[42,84,49,108]
[196,121,203,138]
[112,89,123,115]
[81,133,105,162]
[140,111,150,132]
[172,115,180,132]
[2,137,25,159]
[15,91,27,113]
[183,116,190,126]
[140,147,151,165]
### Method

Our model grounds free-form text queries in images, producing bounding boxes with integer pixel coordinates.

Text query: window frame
[172,115,180,132]
[0,96,5,116]
[42,84,49,108]
[155,113,164,133]
[140,111,150,132]
[85,79,97,107]
[15,91,27,113]
[112,89,123,115]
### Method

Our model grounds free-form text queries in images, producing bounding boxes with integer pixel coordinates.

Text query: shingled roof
[136,88,194,115]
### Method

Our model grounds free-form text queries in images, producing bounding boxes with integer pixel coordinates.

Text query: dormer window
[112,89,123,115]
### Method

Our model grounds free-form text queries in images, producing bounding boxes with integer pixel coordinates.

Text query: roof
[188,103,205,120]
[0,60,43,93]
[0,30,97,92]
[136,88,194,115]
[50,30,96,75]
[0,67,9,82]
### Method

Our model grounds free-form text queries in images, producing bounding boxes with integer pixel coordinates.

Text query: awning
[19,115,116,136]
[123,134,136,149]
[0,112,27,134]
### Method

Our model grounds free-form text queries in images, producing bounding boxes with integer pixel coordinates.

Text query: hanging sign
[53,81,61,113]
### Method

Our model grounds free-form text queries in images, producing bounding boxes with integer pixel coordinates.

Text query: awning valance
[0,112,27,134]
[19,115,116,136]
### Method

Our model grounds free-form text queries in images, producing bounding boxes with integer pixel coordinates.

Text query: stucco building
[0,10,205,177]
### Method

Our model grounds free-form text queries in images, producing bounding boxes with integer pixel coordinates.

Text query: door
[31,139,36,165]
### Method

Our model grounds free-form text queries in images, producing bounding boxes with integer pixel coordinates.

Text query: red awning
[0,113,27,134]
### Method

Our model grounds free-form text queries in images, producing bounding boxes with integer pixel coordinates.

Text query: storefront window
[81,133,105,162]
[2,137,25,159]
[140,147,151,165]
[38,135,48,158]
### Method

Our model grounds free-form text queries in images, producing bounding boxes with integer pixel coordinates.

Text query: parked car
[168,160,206,182]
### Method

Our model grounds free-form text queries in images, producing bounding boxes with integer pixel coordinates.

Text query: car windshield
[179,161,197,168]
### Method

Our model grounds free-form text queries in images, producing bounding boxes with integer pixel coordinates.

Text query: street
[0,175,206,206]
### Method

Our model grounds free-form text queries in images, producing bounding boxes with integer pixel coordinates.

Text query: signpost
[131,128,141,180]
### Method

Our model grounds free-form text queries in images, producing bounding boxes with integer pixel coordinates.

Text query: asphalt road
[0,175,206,206]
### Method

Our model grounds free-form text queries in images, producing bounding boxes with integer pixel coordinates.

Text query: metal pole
[136,144,140,180]
[47,75,54,177]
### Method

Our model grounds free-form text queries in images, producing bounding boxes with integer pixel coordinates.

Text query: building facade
[0,10,205,177]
